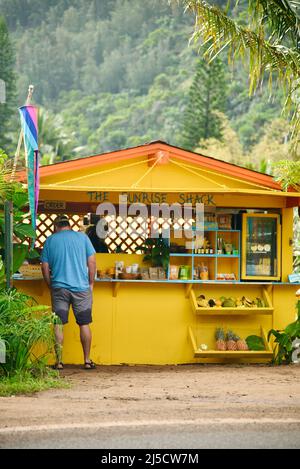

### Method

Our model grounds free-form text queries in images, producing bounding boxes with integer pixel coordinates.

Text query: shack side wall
[14,278,298,365]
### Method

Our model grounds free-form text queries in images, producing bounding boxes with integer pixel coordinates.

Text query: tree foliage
[0,15,17,152]
[179,0,300,150]
[272,160,300,191]
[195,111,244,164]
[182,57,227,150]
[0,0,293,161]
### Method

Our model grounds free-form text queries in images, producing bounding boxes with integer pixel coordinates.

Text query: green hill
[0,0,284,162]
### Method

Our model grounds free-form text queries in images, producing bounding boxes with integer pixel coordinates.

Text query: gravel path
[0,364,299,448]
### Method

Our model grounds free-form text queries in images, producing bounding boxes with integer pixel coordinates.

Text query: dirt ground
[0,364,300,429]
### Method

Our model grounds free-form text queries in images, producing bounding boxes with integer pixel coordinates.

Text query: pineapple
[215,328,226,351]
[226,330,237,351]
[235,335,249,351]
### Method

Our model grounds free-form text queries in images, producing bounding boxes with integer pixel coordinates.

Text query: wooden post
[4,200,13,289]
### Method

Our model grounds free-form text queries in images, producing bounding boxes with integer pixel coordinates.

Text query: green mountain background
[0,0,287,165]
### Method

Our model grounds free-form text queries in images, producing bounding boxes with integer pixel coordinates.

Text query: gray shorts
[51,288,93,326]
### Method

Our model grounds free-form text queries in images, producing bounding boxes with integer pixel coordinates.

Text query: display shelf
[170,228,242,282]
[216,255,239,258]
[170,253,193,257]
[13,276,299,286]
[199,229,241,233]
[13,276,44,281]
[192,308,273,316]
[92,278,277,299]
[193,254,217,258]
[188,326,273,359]
[92,278,299,285]
[250,251,272,255]
[193,350,273,358]
[189,287,274,315]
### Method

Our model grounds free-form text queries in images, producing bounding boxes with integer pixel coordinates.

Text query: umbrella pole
[11,85,34,179]
[4,200,13,290]
[6,85,35,287]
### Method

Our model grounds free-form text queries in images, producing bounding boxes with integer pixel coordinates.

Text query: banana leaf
[12,244,29,274]
[285,320,300,338]
[13,223,36,240]
[246,335,265,351]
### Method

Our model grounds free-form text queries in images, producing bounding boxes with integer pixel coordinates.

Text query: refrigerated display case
[242,213,281,281]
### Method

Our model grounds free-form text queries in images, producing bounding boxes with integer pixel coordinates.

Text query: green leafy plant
[246,335,265,351]
[268,300,300,365]
[0,288,57,376]
[0,149,38,283]
[139,237,170,270]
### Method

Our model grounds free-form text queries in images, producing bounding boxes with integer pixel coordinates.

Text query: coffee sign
[44,200,66,210]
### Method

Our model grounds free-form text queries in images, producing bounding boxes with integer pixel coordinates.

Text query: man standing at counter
[41,214,97,370]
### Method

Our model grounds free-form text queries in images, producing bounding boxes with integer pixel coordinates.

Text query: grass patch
[0,368,69,397]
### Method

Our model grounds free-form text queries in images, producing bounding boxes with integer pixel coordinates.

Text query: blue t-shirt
[41,230,96,292]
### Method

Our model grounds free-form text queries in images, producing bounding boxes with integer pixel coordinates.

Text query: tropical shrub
[268,301,300,365]
[0,288,57,376]
[0,148,38,283]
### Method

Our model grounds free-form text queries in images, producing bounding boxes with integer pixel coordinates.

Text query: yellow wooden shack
[15,141,300,364]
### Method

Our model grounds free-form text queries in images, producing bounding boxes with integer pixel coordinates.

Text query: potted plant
[139,237,170,271]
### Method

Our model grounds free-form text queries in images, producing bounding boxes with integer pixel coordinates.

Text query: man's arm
[87,254,96,289]
[41,262,51,289]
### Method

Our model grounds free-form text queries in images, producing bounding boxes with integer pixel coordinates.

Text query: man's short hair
[54,214,70,228]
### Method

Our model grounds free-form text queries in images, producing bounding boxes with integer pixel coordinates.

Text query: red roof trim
[16,140,283,191]
[166,145,281,190]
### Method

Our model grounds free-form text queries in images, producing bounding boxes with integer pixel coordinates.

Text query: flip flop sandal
[84,360,96,370]
[53,362,64,370]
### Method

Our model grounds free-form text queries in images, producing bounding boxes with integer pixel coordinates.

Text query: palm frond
[248,0,300,45]
[179,0,300,150]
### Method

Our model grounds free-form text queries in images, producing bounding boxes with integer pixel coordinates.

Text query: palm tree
[177,0,300,149]
[38,108,74,165]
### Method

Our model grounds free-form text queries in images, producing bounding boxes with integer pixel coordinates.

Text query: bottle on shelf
[217,237,223,255]
[198,263,209,280]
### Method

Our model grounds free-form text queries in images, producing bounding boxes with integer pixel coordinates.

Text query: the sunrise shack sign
[86,191,216,206]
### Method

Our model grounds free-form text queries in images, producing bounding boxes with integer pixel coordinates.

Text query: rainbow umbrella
[19,105,39,236]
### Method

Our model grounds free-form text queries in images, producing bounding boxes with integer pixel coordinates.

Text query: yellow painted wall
[14,277,299,365]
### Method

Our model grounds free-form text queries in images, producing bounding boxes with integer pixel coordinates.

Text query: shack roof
[17,141,300,206]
